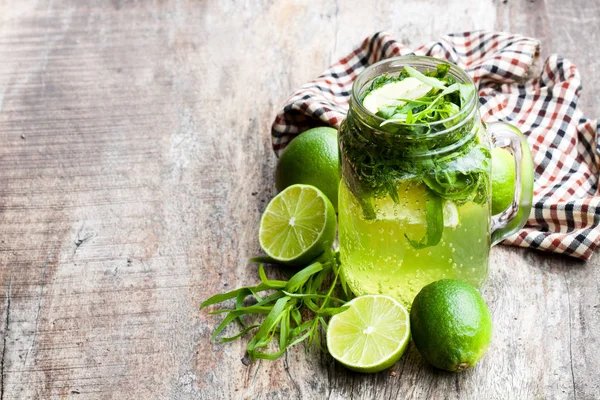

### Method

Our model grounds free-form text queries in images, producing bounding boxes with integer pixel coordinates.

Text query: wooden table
[1,1,599,399]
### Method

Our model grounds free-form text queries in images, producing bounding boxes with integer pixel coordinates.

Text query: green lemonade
[339,180,490,306]
[338,60,492,307]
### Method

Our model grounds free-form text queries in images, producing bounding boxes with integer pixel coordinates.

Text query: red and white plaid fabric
[271,31,600,260]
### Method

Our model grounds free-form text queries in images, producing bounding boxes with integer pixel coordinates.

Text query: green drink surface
[339,180,490,307]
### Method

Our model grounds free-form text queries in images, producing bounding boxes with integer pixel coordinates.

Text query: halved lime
[259,184,336,266]
[326,295,410,373]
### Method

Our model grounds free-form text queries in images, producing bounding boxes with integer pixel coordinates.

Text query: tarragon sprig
[200,250,349,361]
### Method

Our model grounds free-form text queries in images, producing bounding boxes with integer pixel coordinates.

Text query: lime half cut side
[259,184,336,266]
[327,295,410,373]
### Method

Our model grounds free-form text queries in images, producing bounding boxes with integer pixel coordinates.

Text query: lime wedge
[363,77,432,114]
[326,295,410,373]
[443,200,460,228]
[259,184,336,266]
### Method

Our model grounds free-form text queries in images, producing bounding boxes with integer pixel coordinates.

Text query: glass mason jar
[338,56,533,306]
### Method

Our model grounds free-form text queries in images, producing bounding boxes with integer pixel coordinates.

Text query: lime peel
[410,279,492,372]
[275,127,340,210]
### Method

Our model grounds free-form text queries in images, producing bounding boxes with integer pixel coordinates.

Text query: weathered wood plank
[0,0,598,399]
[495,3,600,399]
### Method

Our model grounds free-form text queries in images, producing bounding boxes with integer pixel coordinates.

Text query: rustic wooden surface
[0,1,599,399]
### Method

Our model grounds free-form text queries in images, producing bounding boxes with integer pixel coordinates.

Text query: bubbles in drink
[338,180,489,307]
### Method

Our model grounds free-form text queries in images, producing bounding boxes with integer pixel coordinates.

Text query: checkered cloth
[271,31,600,260]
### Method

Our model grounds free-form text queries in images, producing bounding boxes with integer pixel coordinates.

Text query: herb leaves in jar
[339,62,489,250]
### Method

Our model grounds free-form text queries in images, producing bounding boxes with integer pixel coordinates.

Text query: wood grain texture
[0,0,598,399]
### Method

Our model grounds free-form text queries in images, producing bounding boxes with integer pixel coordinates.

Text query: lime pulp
[259,184,336,266]
[327,295,410,373]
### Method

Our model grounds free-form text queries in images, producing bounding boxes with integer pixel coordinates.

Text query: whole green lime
[410,279,492,372]
[491,147,516,214]
[275,127,340,210]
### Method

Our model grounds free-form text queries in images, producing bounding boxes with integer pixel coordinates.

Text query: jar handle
[488,122,534,246]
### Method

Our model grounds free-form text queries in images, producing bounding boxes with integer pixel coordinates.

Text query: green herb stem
[201,251,349,361]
